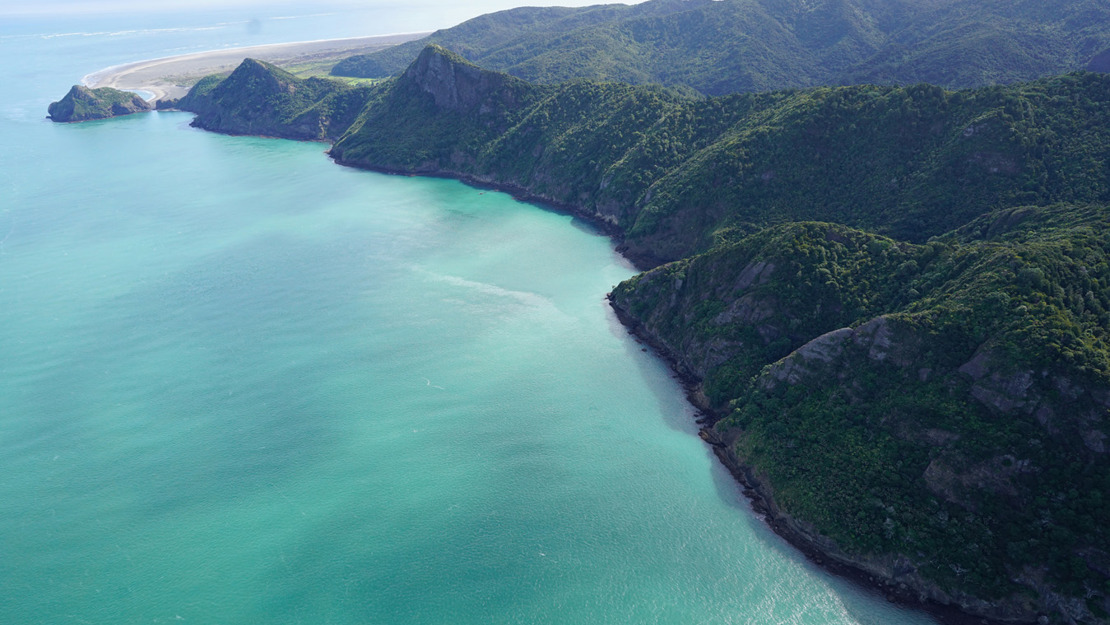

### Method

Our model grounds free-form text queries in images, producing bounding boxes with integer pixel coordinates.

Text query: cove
[0,12,938,625]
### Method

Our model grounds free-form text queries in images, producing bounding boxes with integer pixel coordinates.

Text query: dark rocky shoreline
[607,297,1017,625]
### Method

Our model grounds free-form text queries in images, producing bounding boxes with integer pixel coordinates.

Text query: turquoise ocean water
[0,8,939,625]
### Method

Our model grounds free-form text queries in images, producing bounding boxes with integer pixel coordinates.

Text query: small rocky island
[47,85,152,122]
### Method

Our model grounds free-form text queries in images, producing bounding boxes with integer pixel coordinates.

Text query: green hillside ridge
[331,0,1110,96]
[610,206,1110,621]
[173,58,380,141]
[330,49,1110,267]
[47,85,152,122]
[179,50,1110,268]
[171,49,1110,623]
[330,0,711,85]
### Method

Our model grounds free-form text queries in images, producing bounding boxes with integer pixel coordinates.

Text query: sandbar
[83,32,427,101]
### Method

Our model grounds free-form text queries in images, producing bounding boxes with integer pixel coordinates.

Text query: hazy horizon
[0,0,644,22]
[0,1,649,46]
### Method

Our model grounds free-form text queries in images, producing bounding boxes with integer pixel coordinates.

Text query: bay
[0,8,938,625]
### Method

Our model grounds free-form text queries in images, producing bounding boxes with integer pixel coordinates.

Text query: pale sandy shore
[83,32,427,102]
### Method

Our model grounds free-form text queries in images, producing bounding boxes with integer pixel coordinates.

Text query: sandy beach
[83,32,427,101]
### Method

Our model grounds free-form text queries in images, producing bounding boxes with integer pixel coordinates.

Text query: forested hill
[325,47,1110,267]
[331,0,1110,95]
[610,206,1110,624]
[168,48,1110,623]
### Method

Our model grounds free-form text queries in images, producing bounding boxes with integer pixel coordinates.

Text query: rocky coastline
[319,125,1033,623]
[607,292,1025,625]
[323,143,1046,625]
[60,46,1108,624]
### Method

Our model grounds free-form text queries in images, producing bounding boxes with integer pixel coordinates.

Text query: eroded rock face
[404,47,485,110]
[712,306,1110,624]
[402,45,523,114]
[609,255,793,401]
[959,349,1037,414]
[48,85,152,122]
[955,352,1110,458]
[923,455,1035,505]
[1083,429,1107,453]
[761,316,916,388]
[713,293,775,326]
[764,327,853,386]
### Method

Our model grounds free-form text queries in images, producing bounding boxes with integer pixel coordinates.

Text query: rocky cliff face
[610,223,923,408]
[725,311,1109,624]
[48,85,152,122]
[329,45,542,175]
[613,207,1110,625]
[399,45,526,113]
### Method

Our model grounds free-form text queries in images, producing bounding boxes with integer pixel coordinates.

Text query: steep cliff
[48,85,152,122]
[329,45,542,172]
[174,58,376,141]
[332,51,1110,266]
[612,205,1110,624]
[609,223,923,409]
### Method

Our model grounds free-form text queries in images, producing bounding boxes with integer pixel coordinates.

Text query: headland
[82,32,427,101]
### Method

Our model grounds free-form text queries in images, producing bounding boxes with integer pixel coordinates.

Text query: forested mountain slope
[47,85,152,122]
[332,0,1110,95]
[610,207,1110,622]
[177,59,377,141]
[326,48,1110,267]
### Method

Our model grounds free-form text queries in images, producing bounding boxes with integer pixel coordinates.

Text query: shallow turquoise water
[0,10,939,625]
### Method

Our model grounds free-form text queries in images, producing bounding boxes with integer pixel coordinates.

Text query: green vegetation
[331,0,1110,96]
[171,58,382,140]
[174,48,1110,622]
[47,85,152,122]
[612,207,1110,615]
[612,223,924,407]
[330,46,542,169]
[331,51,1110,268]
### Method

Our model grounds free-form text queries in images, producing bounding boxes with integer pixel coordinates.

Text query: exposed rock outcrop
[400,45,526,113]
[612,209,1110,625]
